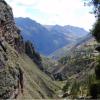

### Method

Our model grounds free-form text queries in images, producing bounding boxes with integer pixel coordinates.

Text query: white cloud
[5,0,96,31]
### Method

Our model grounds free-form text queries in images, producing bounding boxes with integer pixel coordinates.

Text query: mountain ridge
[15,17,89,56]
[44,25,88,38]
[50,34,93,60]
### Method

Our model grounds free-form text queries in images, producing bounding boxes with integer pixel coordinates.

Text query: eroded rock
[0,0,24,99]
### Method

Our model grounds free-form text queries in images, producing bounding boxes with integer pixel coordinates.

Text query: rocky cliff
[0,0,59,99]
[0,0,24,52]
[0,0,24,98]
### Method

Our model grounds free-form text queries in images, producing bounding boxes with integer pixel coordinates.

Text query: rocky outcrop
[0,0,59,99]
[0,0,24,52]
[0,0,24,99]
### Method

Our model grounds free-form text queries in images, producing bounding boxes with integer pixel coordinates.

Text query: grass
[1,42,60,99]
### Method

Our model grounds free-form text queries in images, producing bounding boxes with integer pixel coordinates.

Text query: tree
[90,0,100,40]
[87,0,100,18]
[86,0,100,98]
[62,81,70,92]
[25,41,43,70]
[92,19,100,42]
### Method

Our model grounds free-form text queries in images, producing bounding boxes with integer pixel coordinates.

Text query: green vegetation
[1,43,60,99]
[92,19,100,42]
[88,0,100,99]
[61,1,100,98]
[1,0,100,99]
[89,62,100,98]
[77,0,100,99]
[58,39,97,78]
[25,41,43,70]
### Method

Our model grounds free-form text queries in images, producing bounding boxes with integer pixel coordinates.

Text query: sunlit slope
[6,43,60,99]
[19,54,60,99]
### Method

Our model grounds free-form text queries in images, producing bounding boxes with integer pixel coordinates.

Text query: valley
[15,17,88,56]
[0,0,100,99]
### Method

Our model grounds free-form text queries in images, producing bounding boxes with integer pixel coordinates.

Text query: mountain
[47,34,98,80]
[0,0,59,99]
[15,18,89,56]
[0,0,99,99]
[15,18,70,56]
[50,34,93,60]
[44,25,88,38]
[57,36,99,98]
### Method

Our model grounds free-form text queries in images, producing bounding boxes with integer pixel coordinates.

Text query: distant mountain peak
[15,17,89,56]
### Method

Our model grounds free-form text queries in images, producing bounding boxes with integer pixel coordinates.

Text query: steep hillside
[50,34,93,60]
[41,56,63,80]
[55,35,98,79]
[0,42,59,99]
[59,38,99,99]
[15,53,59,99]
[15,17,88,56]
[46,34,98,81]
[39,34,99,98]
[0,0,59,99]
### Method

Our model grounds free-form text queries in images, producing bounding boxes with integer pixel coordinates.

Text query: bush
[92,19,100,42]
[62,82,70,92]
[0,68,18,99]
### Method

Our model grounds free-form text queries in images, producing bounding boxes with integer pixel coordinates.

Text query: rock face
[0,0,59,99]
[0,0,24,52]
[0,0,25,99]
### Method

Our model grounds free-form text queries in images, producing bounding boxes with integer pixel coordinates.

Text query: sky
[6,0,96,31]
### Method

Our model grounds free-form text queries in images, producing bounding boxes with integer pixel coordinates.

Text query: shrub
[62,82,70,92]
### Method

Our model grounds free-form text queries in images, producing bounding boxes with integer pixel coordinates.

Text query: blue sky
[6,0,96,31]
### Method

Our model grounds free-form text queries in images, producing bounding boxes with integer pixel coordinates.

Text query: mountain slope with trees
[0,0,99,99]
